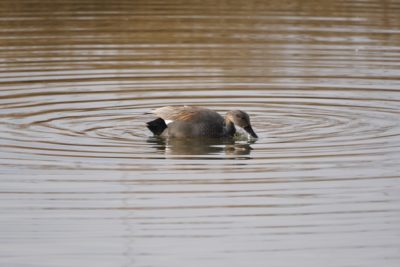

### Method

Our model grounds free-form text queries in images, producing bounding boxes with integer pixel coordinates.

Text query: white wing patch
[164,120,173,125]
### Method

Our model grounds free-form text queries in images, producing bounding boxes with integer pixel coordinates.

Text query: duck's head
[226,110,258,138]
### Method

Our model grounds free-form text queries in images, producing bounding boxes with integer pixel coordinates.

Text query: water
[1,0,400,266]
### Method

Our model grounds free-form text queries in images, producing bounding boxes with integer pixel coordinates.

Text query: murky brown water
[1,0,400,266]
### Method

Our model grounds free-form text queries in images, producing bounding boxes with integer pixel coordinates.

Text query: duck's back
[154,106,225,138]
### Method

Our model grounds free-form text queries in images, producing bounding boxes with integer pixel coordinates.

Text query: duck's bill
[244,126,258,138]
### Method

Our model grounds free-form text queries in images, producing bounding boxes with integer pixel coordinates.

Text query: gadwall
[146,106,258,138]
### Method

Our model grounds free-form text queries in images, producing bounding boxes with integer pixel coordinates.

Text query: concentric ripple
[1,85,400,171]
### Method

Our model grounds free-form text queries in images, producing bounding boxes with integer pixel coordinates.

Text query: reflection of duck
[146,106,258,139]
[147,136,254,156]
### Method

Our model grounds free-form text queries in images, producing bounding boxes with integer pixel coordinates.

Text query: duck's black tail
[146,118,167,135]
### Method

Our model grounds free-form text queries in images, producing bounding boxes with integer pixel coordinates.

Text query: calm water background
[1,0,400,266]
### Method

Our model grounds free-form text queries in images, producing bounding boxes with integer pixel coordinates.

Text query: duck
[146,106,258,138]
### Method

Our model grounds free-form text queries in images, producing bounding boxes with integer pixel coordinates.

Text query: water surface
[1,0,400,266]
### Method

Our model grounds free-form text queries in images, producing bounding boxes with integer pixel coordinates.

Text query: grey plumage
[146,106,258,138]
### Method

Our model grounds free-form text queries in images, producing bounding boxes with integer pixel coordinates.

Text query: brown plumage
[153,106,204,121]
[146,106,258,139]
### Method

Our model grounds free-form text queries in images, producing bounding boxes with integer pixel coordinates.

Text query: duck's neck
[224,117,236,137]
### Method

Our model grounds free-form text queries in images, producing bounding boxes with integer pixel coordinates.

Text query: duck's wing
[152,106,207,122]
